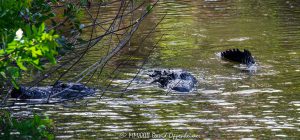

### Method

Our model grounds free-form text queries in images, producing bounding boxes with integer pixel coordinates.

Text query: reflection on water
[9,0,300,139]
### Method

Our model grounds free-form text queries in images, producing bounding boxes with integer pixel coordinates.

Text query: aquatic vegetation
[0,111,54,139]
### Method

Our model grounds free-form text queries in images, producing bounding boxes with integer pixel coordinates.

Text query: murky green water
[10,0,300,139]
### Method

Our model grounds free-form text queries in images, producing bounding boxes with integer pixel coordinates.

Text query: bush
[0,0,61,88]
[0,0,88,89]
[0,111,55,139]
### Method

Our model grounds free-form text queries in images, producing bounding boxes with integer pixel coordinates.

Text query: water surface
[10,0,300,139]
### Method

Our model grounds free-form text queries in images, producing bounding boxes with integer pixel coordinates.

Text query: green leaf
[32,25,37,35]
[0,71,7,78]
[47,134,55,140]
[30,61,43,70]
[7,41,18,53]
[38,23,45,34]
[25,24,32,37]
[146,4,153,13]
[33,59,40,65]
[16,59,27,71]
[10,78,19,89]
[0,49,4,56]
[45,53,56,64]
[30,47,43,57]
[7,66,19,78]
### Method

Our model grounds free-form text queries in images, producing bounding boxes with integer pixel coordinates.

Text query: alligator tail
[221,49,255,65]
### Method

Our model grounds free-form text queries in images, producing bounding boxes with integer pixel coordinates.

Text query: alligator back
[221,49,255,65]
[11,82,96,99]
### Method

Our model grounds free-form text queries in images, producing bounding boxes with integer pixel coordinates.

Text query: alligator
[11,81,96,99]
[9,49,254,96]
[220,49,256,66]
[147,49,255,92]
[148,69,197,92]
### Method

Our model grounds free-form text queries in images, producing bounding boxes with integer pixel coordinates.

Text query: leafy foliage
[0,24,60,88]
[0,0,62,88]
[0,0,90,89]
[0,0,58,43]
[0,111,54,140]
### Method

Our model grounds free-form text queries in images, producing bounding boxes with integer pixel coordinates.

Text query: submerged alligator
[220,48,256,66]
[11,81,96,99]
[147,49,256,92]
[10,49,256,97]
[148,69,197,92]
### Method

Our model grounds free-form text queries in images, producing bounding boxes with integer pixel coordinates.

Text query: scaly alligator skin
[11,81,96,99]
[221,49,255,66]
[148,69,197,92]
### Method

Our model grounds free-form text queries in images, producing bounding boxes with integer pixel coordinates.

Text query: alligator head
[148,69,197,92]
